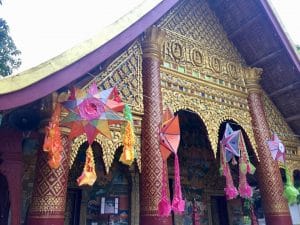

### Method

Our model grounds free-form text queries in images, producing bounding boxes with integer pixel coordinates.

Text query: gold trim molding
[161,86,258,159]
[70,130,141,174]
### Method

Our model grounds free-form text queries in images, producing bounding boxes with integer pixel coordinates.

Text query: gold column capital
[244,67,263,93]
[142,26,166,61]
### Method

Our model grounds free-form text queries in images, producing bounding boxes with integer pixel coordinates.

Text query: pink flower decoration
[78,98,104,120]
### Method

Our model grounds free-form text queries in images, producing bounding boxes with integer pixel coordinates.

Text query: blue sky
[0,0,299,74]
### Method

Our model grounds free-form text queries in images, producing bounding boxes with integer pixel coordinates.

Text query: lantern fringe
[158,160,172,216]
[120,121,135,166]
[120,104,136,166]
[220,143,238,200]
[172,154,185,214]
[43,103,63,169]
[238,132,254,199]
[77,145,97,186]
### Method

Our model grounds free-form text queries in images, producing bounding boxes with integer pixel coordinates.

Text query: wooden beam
[228,13,261,39]
[286,114,300,123]
[269,82,300,97]
[250,48,283,67]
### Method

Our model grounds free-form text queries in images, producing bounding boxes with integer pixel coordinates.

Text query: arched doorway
[0,173,10,225]
[217,120,259,225]
[65,142,131,225]
[169,110,227,225]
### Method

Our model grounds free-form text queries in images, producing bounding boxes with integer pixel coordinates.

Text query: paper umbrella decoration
[45,83,137,186]
[158,108,185,216]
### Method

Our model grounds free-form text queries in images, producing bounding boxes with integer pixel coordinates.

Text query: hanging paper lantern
[77,146,97,186]
[158,108,184,216]
[61,83,125,145]
[220,124,239,199]
[267,133,285,163]
[220,143,239,200]
[43,103,63,169]
[238,133,255,199]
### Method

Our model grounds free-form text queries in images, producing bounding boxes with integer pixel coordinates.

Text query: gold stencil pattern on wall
[157,0,244,64]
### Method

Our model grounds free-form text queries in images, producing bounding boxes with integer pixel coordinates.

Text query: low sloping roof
[0,0,177,109]
[0,0,299,134]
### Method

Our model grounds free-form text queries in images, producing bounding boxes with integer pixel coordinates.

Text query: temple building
[1,0,300,225]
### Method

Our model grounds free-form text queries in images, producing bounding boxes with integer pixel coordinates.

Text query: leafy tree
[296,45,300,55]
[0,8,21,76]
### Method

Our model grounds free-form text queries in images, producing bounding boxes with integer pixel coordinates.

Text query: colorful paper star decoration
[220,123,255,200]
[267,133,286,163]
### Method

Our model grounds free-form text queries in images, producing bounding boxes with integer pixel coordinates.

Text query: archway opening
[217,120,260,224]
[167,109,226,225]
[66,142,131,225]
[293,170,300,189]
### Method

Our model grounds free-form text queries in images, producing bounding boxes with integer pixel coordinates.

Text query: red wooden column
[140,26,172,225]
[0,129,23,225]
[27,135,70,225]
[244,68,292,225]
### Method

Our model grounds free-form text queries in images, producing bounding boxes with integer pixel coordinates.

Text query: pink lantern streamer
[172,154,185,213]
[238,132,255,199]
[158,161,172,216]
[158,108,184,216]
[220,143,239,200]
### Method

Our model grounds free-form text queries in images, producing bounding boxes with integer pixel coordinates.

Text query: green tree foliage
[296,45,300,55]
[0,17,21,76]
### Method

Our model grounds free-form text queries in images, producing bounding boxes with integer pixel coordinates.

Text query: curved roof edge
[0,0,178,110]
[260,0,300,71]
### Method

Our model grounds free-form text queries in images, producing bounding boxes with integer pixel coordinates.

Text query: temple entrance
[168,111,259,225]
[168,110,228,225]
[66,142,131,225]
[0,173,10,225]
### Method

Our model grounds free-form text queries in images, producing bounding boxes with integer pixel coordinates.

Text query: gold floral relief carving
[262,92,300,157]
[161,87,258,159]
[82,40,143,114]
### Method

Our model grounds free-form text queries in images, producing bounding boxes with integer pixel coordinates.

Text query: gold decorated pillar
[27,134,71,225]
[140,26,172,225]
[244,68,292,225]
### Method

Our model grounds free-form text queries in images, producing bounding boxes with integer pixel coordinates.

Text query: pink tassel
[158,161,171,216]
[224,185,239,200]
[220,143,238,200]
[172,154,185,213]
[158,197,172,216]
[239,182,253,199]
[238,133,253,199]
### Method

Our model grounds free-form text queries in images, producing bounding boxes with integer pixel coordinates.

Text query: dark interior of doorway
[211,196,229,225]
[0,173,10,225]
[66,188,82,225]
